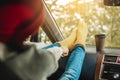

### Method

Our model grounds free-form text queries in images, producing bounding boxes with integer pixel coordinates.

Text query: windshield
[44,0,120,48]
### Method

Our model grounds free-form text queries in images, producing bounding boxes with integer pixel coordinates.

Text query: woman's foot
[74,21,88,49]
[59,28,77,50]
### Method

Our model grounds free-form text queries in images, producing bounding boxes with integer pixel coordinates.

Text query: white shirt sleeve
[46,47,63,61]
[24,42,63,60]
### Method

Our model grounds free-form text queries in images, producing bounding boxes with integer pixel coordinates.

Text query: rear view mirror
[104,0,120,6]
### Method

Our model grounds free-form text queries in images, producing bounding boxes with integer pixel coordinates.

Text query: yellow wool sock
[74,21,88,49]
[59,28,77,50]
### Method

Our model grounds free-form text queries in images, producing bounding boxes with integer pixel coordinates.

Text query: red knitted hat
[0,0,44,45]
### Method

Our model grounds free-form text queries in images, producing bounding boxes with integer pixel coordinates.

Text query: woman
[0,0,88,80]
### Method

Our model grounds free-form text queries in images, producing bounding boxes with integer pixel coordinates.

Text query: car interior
[0,0,119,80]
[30,0,120,80]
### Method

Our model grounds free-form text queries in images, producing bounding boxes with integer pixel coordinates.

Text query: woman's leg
[59,44,86,80]
[42,43,60,49]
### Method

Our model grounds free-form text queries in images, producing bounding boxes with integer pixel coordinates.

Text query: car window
[44,0,120,48]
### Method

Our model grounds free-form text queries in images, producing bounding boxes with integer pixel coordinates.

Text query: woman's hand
[61,46,69,57]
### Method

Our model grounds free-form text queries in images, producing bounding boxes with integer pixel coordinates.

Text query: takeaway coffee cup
[95,34,106,53]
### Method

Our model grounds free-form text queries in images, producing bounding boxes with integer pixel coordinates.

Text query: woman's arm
[3,45,66,80]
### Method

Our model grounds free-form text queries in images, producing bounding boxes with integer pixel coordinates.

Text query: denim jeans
[43,43,86,80]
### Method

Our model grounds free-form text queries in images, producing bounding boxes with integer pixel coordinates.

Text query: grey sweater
[0,42,63,80]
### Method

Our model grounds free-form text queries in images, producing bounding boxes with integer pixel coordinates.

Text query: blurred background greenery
[38,0,120,48]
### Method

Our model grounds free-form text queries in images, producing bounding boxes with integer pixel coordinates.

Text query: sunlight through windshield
[44,0,120,48]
